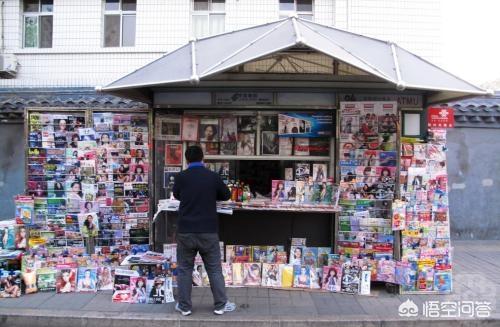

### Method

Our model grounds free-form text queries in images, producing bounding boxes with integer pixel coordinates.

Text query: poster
[278,113,332,138]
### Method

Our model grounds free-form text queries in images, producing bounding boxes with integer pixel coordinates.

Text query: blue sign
[278,113,333,138]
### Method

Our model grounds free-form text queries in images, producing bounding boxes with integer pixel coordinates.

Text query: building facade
[0,0,443,218]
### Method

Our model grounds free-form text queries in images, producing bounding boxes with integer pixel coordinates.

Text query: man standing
[173,145,235,316]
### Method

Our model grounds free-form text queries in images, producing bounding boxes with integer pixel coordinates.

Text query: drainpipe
[1,0,4,52]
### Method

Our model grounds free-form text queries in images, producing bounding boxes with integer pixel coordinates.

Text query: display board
[25,109,152,256]
[337,102,398,259]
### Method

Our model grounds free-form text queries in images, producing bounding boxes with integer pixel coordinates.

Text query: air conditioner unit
[0,54,18,79]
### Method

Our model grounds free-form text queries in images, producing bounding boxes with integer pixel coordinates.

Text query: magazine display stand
[398,129,452,294]
[24,108,153,256]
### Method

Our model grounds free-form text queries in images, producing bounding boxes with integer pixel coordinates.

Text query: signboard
[278,112,333,138]
[427,107,454,128]
[215,92,273,105]
[339,93,423,108]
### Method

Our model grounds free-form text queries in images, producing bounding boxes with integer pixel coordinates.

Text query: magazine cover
[192,263,206,287]
[295,163,310,181]
[78,213,99,237]
[237,132,255,156]
[36,268,57,292]
[295,180,306,204]
[310,267,322,289]
[225,245,235,263]
[251,246,267,263]
[312,163,328,182]
[289,246,303,265]
[165,143,183,166]
[322,265,342,292]
[23,271,38,294]
[417,259,435,291]
[237,116,257,132]
[309,138,330,156]
[220,142,237,155]
[199,118,219,142]
[261,115,278,131]
[232,263,244,286]
[316,247,330,267]
[148,277,167,303]
[340,263,361,294]
[276,251,288,264]
[97,266,114,290]
[302,247,318,267]
[56,265,77,293]
[395,261,417,292]
[376,260,396,283]
[243,263,262,286]
[279,137,293,156]
[221,117,237,142]
[271,180,286,202]
[0,271,21,298]
[433,270,452,293]
[155,117,181,141]
[293,138,310,156]
[181,117,199,141]
[76,267,98,292]
[221,262,233,286]
[284,181,296,202]
[130,276,148,303]
[285,167,294,181]
[261,263,281,287]
[112,269,136,303]
[261,131,279,155]
[293,265,310,288]
[280,264,294,288]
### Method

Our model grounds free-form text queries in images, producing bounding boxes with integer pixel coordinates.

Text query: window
[279,0,313,21]
[103,0,136,47]
[402,111,423,137]
[23,0,53,48]
[192,0,225,39]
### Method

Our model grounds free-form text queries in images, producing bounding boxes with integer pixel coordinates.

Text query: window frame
[103,0,137,48]
[22,0,53,49]
[191,0,226,39]
[278,0,314,21]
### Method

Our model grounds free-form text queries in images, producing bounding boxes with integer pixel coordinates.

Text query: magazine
[280,264,294,288]
[130,276,148,303]
[376,260,396,283]
[284,181,296,202]
[36,267,57,292]
[312,163,328,182]
[220,142,237,155]
[0,271,21,298]
[293,265,310,288]
[222,262,233,286]
[340,263,360,294]
[237,132,255,156]
[232,263,244,286]
[181,117,199,141]
[279,137,293,156]
[77,267,98,292]
[322,265,342,292]
[237,116,257,132]
[295,163,310,181]
[199,118,219,142]
[302,247,318,267]
[310,267,322,289]
[271,180,286,202]
[221,117,238,142]
[23,271,37,294]
[289,246,303,265]
[165,143,183,166]
[155,117,182,141]
[97,266,114,290]
[251,246,267,263]
[261,131,279,155]
[433,270,452,293]
[56,265,77,293]
[395,261,417,292]
[112,269,138,303]
[147,277,167,303]
[243,263,262,286]
[293,138,310,156]
[309,138,330,156]
[417,259,435,291]
[261,263,281,287]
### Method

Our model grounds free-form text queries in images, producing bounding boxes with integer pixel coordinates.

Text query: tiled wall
[0,0,442,88]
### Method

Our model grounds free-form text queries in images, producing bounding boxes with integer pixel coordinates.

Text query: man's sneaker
[214,301,236,315]
[175,302,192,316]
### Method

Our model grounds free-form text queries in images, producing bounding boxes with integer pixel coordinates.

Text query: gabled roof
[101,17,488,103]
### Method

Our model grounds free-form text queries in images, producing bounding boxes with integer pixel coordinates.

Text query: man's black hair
[185,145,204,163]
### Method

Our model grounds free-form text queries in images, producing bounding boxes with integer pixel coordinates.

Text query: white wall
[0,0,442,88]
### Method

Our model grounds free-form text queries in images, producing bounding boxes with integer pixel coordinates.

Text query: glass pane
[404,113,421,136]
[122,0,137,11]
[40,15,53,48]
[209,13,225,35]
[298,14,313,21]
[105,0,120,11]
[122,14,136,46]
[194,0,209,11]
[104,14,120,47]
[297,0,313,12]
[24,0,39,12]
[192,14,209,38]
[211,0,225,11]
[41,0,53,12]
[24,16,38,47]
[279,0,294,12]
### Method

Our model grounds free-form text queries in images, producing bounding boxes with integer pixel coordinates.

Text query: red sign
[428,107,454,128]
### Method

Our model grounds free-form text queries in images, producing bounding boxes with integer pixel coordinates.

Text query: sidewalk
[0,241,499,327]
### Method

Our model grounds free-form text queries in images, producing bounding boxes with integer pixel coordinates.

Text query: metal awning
[100,17,489,104]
